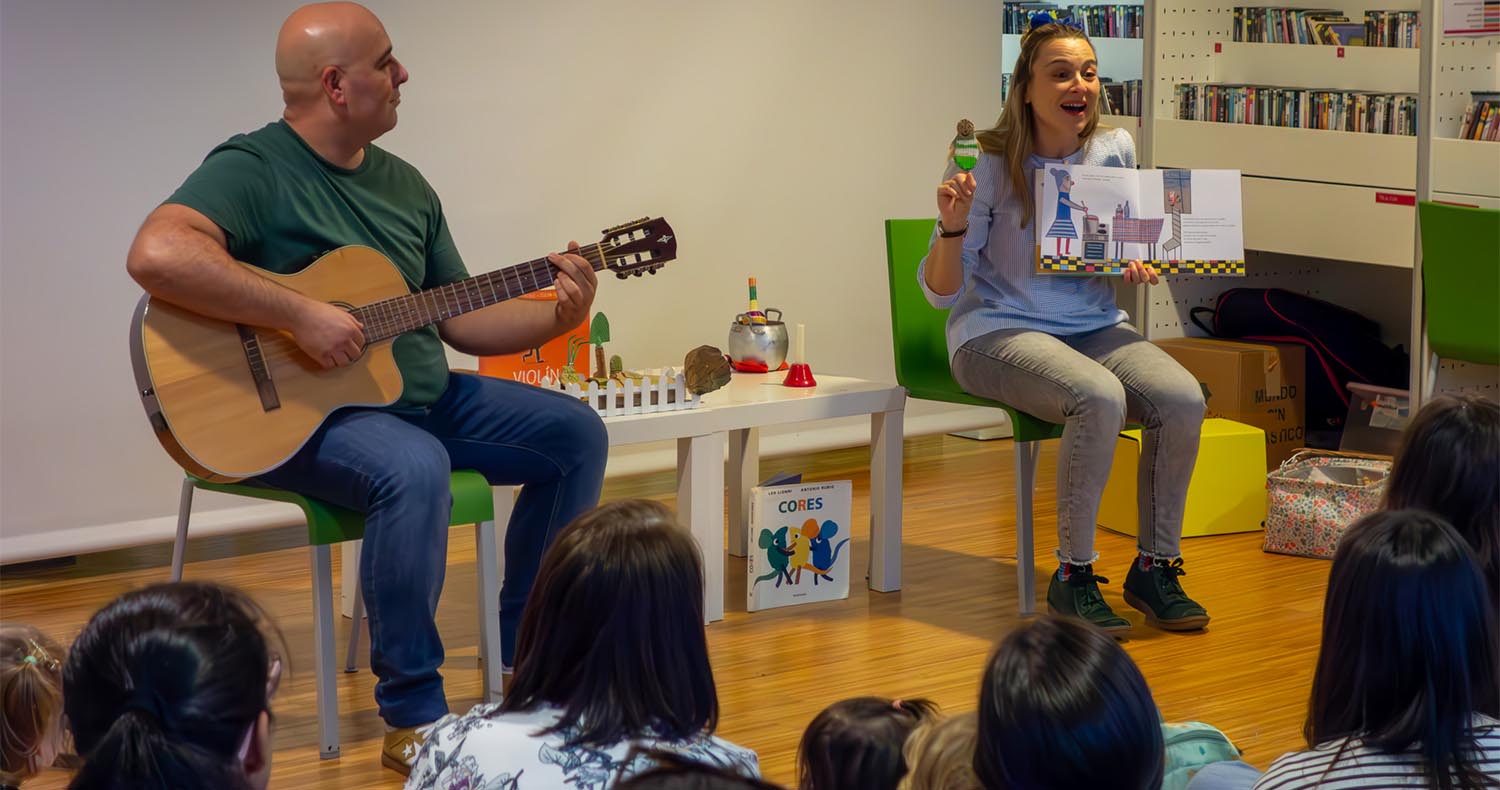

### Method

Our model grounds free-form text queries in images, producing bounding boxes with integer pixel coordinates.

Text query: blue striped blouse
[918,127,1135,361]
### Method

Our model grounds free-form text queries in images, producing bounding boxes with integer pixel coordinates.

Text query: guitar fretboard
[352,245,606,343]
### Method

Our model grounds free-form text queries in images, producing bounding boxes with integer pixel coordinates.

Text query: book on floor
[746,480,853,612]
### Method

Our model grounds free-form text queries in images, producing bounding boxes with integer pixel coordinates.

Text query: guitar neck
[354,244,607,344]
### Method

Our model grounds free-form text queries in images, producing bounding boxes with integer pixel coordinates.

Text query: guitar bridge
[237,325,281,412]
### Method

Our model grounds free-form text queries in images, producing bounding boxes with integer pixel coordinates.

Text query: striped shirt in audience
[1254,715,1500,789]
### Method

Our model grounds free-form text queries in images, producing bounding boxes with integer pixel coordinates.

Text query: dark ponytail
[63,582,279,790]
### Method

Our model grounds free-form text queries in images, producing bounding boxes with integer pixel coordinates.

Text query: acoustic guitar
[129,217,677,482]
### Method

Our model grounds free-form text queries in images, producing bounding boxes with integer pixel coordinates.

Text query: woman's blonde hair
[975,21,1101,230]
[1,624,66,786]
[898,712,981,790]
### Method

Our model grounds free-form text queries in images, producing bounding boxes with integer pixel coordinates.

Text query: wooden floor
[2,433,1331,789]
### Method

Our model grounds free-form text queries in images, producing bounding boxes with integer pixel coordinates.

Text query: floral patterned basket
[1263,449,1391,559]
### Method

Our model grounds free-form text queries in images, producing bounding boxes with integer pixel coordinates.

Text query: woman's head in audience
[1385,393,1500,599]
[798,696,939,790]
[63,582,280,790]
[975,616,1164,790]
[1,624,67,787]
[898,711,981,790]
[1310,509,1499,786]
[500,499,719,746]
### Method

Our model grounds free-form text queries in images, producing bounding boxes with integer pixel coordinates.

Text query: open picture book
[1034,165,1246,276]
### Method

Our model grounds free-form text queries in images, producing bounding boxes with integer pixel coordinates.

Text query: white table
[346,373,907,624]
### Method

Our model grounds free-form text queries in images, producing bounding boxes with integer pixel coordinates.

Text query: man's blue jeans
[259,372,607,727]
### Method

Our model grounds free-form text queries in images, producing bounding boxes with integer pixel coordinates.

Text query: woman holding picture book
[918,13,1209,633]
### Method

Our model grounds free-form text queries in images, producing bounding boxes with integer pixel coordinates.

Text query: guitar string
[249,251,597,367]
[246,241,667,367]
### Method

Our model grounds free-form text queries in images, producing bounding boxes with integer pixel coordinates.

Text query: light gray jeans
[952,323,1205,564]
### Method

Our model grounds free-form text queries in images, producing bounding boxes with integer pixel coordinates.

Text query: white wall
[0,0,1004,562]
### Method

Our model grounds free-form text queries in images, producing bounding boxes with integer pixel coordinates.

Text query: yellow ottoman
[1099,418,1267,538]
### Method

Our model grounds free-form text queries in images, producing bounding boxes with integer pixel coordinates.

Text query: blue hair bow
[1029,11,1087,34]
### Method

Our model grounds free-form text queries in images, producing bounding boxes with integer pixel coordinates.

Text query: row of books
[1103,79,1143,117]
[1365,10,1420,48]
[1002,3,1144,38]
[1459,93,1500,141]
[1175,83,1418,136]
[1231,7,1419,48]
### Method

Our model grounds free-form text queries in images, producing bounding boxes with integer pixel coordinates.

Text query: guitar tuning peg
[616,271,629,280]
[648,268,657,275]
[633,270,644,277]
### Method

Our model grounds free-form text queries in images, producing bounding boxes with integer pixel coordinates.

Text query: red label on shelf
[1375,192,1416,206]
[1214,42,1222,53]
[1337,46,1345,57]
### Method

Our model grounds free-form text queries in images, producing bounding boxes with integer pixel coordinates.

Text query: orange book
[477,290,590,385]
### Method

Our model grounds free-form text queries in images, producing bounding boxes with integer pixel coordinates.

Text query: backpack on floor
[1190,288,1408,432]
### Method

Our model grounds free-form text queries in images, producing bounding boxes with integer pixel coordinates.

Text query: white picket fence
[542,368,702,417]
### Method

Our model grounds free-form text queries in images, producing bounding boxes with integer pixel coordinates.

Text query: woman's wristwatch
[937,219,968,238]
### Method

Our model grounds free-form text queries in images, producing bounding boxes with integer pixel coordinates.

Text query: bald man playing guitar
[126,3,610,774]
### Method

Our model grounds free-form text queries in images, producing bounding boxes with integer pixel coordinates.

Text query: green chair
[1417,202,1500,400]
[885,218,1071,615]
[169,470,501,760]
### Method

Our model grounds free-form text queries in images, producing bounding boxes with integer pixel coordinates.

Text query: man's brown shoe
[381,724,429,776]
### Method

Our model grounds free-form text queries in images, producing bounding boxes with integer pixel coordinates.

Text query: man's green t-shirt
[166,120,469,409]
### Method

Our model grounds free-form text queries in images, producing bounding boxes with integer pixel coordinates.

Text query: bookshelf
[1131,1,1424,366]
[1154,119,1415,189]
[1149,2,1422,270]
[1432,138,1500,201]
[1423,23,1500,205]
[1213,40,1420,93]
[1411,0,1500,403]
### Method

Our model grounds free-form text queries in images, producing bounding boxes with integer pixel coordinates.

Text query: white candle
[795,323,806,364]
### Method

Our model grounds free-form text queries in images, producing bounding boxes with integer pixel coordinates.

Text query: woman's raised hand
[937,172,977,233]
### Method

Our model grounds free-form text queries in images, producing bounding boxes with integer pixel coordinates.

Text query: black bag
[1190,288,1408,432]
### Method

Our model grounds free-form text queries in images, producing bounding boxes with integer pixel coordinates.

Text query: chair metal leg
[170,479,195,582]
[474,519,503,703]
[344,573,363,674]
[1014,440,1040,616]
[309,545,340,759]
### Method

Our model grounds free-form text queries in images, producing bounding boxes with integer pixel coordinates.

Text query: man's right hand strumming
[292,300,365,369]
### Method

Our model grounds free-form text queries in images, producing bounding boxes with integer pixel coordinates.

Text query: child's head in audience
[616,749,787,789]
[798,696,939,790]
[63,582,281,790]
[1,625,66,787]
[898,711,980,790]
[1384,393,1500,599]
[976,616,1164,790]
[1310,509,1499,784]
[500,499,720,746]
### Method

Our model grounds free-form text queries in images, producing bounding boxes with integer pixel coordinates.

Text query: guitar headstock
[596,217,677,279]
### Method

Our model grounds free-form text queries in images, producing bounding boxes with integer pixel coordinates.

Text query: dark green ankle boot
[1123,557,1210,631]
[1046,564,1130,632]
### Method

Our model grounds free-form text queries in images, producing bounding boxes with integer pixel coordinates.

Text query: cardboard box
[1155,337,1307,470]
[478,293,590,385]
[1099,418,1268,538]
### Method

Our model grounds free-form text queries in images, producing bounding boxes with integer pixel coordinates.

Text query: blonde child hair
[897,712,981,790]
[0,624,66,787]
